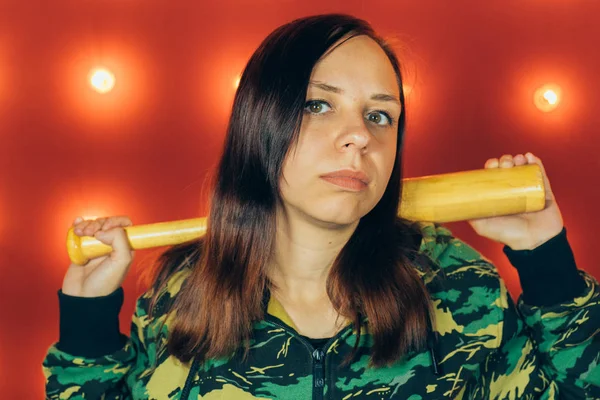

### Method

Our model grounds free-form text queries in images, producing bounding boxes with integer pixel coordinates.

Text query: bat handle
[66,217,208,265]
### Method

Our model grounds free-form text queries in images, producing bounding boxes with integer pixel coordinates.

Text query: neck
[268,206,357,303]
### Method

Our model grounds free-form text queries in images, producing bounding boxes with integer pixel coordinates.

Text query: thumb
[525,152,555,203]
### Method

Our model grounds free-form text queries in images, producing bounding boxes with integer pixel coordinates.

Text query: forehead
[309,35,400,97]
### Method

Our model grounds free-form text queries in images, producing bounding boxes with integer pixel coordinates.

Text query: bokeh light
[89,68,116,94]
[59,41,154,132]
[534,83,562,112]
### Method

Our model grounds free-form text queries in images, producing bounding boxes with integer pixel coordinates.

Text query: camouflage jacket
[43,222,600,399]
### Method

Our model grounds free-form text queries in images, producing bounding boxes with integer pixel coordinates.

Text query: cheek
[279,157,295,192]
[378,136,397,166]
[286,131,328,172]
[374,142,398,190]
[386,147,397,175]
[279,150,309,195]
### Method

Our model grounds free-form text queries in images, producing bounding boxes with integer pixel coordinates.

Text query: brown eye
[367,111,393,126]
[304,100,331,114]
[368,113,382,124]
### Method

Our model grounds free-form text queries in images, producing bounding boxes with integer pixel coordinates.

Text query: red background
[1,1,599,397]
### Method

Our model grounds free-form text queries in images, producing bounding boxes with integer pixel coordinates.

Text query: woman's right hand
[61,216,135,298]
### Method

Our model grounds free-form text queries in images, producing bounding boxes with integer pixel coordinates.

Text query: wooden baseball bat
[67,164,545,265]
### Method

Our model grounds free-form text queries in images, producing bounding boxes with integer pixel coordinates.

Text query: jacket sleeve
[464,227,600,399]
[42,287,150,399]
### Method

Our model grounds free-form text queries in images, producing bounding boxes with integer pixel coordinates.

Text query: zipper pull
[313,349,325,388]
[426,316,441,376]
[429,346,440,375]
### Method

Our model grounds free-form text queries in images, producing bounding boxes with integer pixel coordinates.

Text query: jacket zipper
[265,317,349,400]
[182,317,439,399]
[312,347,325,400]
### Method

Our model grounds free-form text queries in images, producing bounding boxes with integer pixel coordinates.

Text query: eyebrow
[309,81,401,105]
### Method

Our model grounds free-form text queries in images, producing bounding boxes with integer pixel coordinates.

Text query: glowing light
[543,90,558,105]
[234,74,241,89]
[89,68,116,94]
[534,83,562,112]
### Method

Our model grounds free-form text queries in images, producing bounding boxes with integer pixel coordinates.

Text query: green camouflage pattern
[42,222,600,399]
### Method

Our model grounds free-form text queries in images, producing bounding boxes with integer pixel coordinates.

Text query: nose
[336,121,371,152]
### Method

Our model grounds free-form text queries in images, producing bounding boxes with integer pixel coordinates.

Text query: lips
[320,169,370,191]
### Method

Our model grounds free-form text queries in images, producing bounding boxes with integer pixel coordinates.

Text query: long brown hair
[147,13,433,368]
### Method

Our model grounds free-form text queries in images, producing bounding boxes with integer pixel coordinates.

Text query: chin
[306,202,372,228]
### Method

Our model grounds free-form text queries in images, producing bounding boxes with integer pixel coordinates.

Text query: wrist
[506,226,565,251]
[503,226,586,306]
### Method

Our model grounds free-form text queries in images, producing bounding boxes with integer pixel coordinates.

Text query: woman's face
[280,35,401,228]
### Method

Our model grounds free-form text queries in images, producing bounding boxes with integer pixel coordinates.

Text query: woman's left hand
[467,152,564,251]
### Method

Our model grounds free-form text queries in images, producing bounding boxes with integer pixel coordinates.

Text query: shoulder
[413,221,503,293]
[413,222,502,291]
[135,241,200,322]
[415,221,495,270]
[414,222,513,349]
[125,242,200,365]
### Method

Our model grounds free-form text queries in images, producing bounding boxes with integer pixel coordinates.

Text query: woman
[43,14,599,399]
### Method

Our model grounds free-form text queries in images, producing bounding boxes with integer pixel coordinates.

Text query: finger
[94,227,133,262]
[513,154,527,166]
[525,152,554,195]
[499,154,514,168]
[74,220,94,236]
[525,152,545,170]
[485,158,499,168]
[73,217,86,235]
[101,216,133,231]
[525,152,541,166]
[83,218,107,237]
